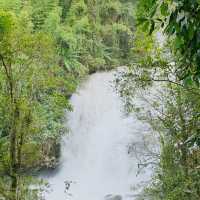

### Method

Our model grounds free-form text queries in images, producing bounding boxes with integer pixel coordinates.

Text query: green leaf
[183,75,193,86]
[160,2,168,17]
[149,4,158,18]
[164,23,175,35]
[142,20,150,32]
[136,17,148,26]
[149,20,155,35]
[174,37,184,48]
[0,10,13,39]
[188,23,195,40]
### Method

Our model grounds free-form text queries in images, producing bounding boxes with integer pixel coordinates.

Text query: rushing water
[43,70,156,200]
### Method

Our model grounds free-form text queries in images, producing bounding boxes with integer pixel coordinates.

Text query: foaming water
[43,71,155,200]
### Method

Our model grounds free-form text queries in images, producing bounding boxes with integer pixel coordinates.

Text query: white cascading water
[43,70,156,200]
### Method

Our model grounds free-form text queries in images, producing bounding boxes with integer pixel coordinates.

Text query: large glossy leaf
[160,2,168,17]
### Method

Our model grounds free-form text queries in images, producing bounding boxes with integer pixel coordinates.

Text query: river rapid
[43,70,156,200]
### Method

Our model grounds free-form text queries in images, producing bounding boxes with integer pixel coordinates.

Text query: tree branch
[0,54,11,81]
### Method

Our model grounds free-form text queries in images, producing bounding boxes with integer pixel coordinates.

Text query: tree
[0,8,71,199]
[137,0,200,85]
[115,1,200,199]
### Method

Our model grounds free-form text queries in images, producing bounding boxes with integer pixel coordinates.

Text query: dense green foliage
[116,0,200,199]
[0,0,135,199]
[136,0,200,85]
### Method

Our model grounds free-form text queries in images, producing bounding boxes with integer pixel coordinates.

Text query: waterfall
[43,70,156,200]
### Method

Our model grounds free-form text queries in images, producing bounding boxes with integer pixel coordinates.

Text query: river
[42,70,156,200]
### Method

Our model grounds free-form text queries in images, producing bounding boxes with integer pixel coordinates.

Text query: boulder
[104,194,122,200]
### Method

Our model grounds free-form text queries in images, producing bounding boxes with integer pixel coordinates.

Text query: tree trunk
[10,103,19,200]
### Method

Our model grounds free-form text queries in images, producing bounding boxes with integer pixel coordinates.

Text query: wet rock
[104,194,122,200]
